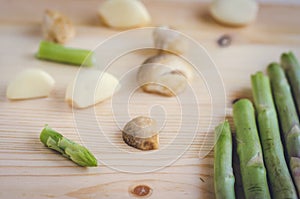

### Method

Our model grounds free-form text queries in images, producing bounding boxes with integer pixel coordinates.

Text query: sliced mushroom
[153,26,188,55]
[122,116,159,151]
[137,53,194,97]
[42,9,75,44]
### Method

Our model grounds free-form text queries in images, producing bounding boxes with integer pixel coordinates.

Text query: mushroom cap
[123,116,158,138]
[122,116,159,151]
[137,53,194,96]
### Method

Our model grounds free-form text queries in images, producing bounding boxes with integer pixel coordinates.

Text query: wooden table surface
[0,0,300,198]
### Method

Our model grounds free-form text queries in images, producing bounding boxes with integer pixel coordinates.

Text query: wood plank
[0,1,300,198]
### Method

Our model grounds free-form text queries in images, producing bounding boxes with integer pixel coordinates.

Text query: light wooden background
[0,0,300,198]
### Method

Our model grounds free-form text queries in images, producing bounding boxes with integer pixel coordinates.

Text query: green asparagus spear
[267,63,300,194]
[233,99,271,199]
[214,121,235,199]
[36,40,95,66]
[268,64,300,157]
[281,52,300,115]
[40,125,97,167]
[251,71,298,198]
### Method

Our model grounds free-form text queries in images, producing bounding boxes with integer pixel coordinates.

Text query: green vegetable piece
[267,63,300,195]
[252,70,297,198]
[233,99,271,199]
[281,52,300,115]
[40,125,97,167]
[36,40,95,66]
[214,120,235,199]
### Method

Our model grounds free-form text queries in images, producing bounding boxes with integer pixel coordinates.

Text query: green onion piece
[36,40,95,66]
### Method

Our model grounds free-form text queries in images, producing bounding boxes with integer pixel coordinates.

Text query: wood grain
[0,0,300,198]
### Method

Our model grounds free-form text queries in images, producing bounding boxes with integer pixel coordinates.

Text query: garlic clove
[6,69,55,100]
[210,0,259,26]
[65,69,120,109]
[98,0,151,29]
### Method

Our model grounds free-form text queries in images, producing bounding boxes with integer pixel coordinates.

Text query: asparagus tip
[40,126,98,167]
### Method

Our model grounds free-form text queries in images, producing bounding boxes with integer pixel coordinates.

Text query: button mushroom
[137,53,194,97]
[122,116,159,151]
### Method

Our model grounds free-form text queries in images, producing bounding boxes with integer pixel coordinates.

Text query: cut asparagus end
[250,71,271,112]
[6,68,55,100]
[281,52,300,70]
[280,51,300,124]
[36,40,95,67]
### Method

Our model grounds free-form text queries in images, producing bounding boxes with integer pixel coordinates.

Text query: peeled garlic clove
[42,9,75,44]
[65,69,119,109]
[137,53,194,97]
[122,116,159,150]
[153,26,188,55]
[98,0,151,29]
[6,69,55,100]
[210,0,259,26]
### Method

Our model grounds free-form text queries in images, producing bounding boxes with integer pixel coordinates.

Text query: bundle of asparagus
[213,52,300,198]
[251,71,297,198]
